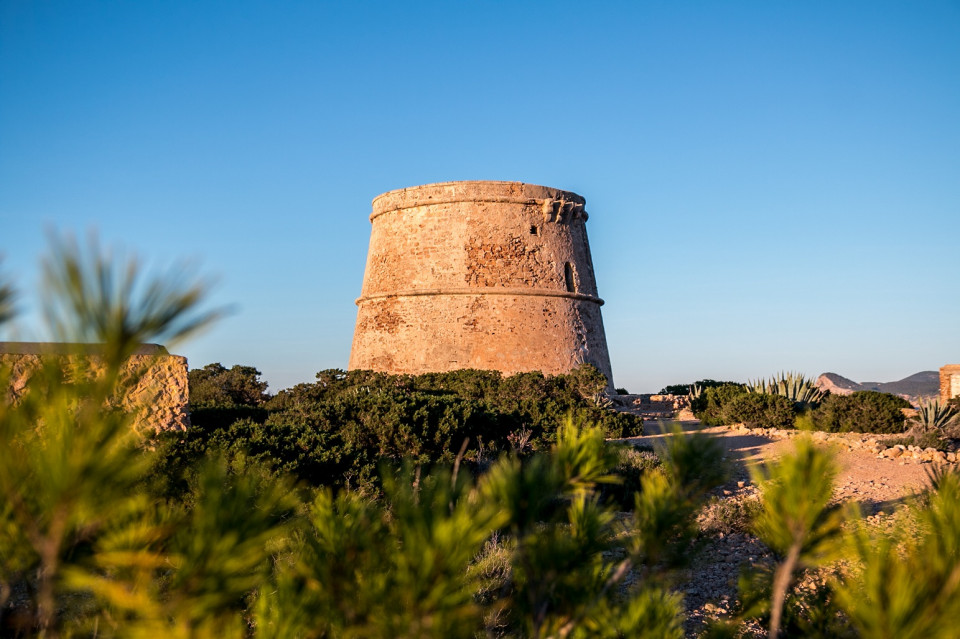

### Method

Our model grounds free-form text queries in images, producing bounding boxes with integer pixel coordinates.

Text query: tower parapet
[349,181,614,386]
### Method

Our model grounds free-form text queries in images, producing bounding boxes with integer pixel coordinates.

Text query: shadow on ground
[618,419,778,483]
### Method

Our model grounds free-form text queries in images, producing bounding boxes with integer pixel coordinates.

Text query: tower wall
[349,181,614,386]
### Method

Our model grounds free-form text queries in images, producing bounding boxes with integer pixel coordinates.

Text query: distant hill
[860,371,940,399]
[815,373,861,396]
[815,371,939,405]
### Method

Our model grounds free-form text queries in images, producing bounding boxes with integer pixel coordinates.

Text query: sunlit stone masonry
[941,364,960,403]
[1,342,190,434]
[349,181,615,387]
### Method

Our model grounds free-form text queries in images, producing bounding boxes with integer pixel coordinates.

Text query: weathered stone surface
[940,364,960,403]
[1,342,189,435]
[349,181,615,386]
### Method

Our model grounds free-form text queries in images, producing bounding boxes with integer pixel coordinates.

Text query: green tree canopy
[188,362,270,409]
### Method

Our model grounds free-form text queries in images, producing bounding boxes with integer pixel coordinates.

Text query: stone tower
[349,181,615,386]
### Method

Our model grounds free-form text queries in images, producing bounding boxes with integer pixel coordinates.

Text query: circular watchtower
[349,181,614,386]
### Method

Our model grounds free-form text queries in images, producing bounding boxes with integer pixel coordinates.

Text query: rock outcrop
[1,342,189,435]
[815,372,861,396]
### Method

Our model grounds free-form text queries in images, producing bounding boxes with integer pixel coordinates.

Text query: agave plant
[747,371,825,408]
[687,382,703,404]
[913,397,959,433]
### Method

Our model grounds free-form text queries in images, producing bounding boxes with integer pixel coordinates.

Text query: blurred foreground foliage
[707,439,960,639]
[4,240,960,638]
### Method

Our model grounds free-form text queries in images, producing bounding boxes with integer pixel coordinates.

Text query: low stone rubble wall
[616,393,690,419]
[727,423,960,464]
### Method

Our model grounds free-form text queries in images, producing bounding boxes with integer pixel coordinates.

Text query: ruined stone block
[940,364,960,403]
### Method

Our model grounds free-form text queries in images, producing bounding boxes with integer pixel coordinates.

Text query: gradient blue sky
[2,1,958,393]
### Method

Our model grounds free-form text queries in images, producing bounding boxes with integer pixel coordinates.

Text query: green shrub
[160,393,501,493]
[811,391,911,434]
[912,398,959,433]
[187,363,271,430]
[698,495,762,535]
[188,405,268,430]
[188,362,270,408]
[660,379,739,396]
[721,392,796,429]
[691,383,748,425]
[747,371,825,410]
[602,445,663,510]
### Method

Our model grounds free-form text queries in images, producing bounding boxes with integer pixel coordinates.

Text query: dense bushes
[690,383,748,425]
[810,391,911,434]
[721,392,796,429]
[690,376,914,435]
[188,362,270,408]
[188,363,271,429]
[691,382,808,428]
[660,379,738,396]
[166,365,643,491]
[188,405,268,429]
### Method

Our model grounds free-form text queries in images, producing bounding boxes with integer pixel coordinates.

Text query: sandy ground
[629,419,932,511]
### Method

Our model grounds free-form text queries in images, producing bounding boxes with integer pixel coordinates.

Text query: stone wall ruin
[941,364,960,403]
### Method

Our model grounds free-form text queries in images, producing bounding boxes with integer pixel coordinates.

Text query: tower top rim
[371,181,585,215]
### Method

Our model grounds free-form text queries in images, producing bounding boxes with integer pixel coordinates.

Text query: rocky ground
[621,420,944,637]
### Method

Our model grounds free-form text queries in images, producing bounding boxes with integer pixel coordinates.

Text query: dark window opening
[530,225,539,235]
[564,262,576,293]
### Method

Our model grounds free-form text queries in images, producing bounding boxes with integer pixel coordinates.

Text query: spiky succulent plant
[747,371,825,408]
[913,397,959,433]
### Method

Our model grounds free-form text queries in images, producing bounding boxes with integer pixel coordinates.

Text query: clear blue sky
[2,1,958,393]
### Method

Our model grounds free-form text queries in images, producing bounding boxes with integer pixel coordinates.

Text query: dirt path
[618,419,938,636]
[629,419,933,512]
